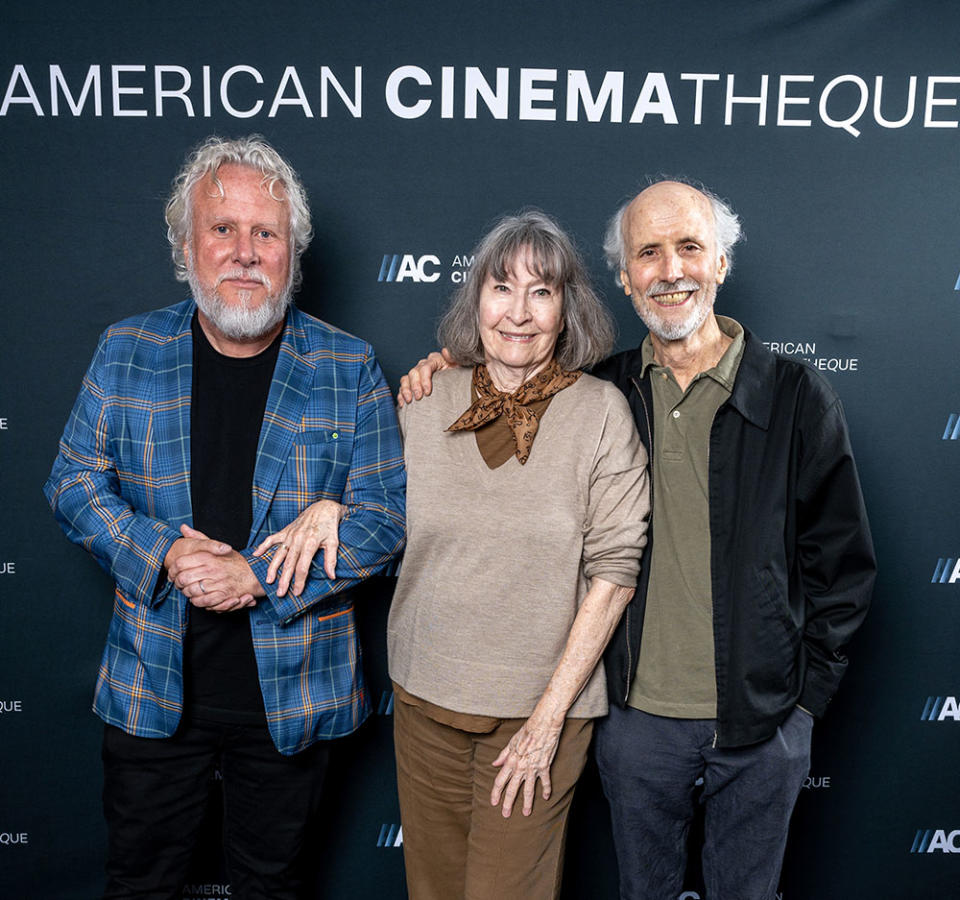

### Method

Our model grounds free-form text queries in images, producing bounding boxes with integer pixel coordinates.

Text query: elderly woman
[257,210,648,899]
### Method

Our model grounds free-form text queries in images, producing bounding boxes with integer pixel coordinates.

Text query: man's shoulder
[101,299,193,345]
[765,345,840,411]
[740,333,842,422]
[590,345,645,389]
[286,306,374,362]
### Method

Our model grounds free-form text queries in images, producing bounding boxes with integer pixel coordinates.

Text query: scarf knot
[447,360,581,464]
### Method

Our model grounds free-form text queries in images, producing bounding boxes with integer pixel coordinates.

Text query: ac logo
[921,696,960,721]
[931,558,960,584]
[912,829,960,853]
[377,824,403,847]
[944,414,960,440]
[378,253,441,283]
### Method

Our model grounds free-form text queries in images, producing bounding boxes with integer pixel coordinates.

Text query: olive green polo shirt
[628,316,745,719]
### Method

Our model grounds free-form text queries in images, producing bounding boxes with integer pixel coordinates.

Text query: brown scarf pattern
[447,360,582,464]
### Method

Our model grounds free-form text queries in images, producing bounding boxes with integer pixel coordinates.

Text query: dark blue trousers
[595,705,812,900]
[102,719,329,900]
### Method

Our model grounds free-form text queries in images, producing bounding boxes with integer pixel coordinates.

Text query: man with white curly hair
[399,179,875,900]
[45,135,405,898]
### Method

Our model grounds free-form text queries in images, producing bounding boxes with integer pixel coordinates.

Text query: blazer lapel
[152,300,195,527]
[249,310,313,539]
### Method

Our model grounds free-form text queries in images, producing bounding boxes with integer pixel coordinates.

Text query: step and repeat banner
[1,1,958,897]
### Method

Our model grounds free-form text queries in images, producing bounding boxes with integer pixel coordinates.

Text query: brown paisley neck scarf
[447,360,582,464]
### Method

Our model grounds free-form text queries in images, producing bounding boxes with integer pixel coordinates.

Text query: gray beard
[188,266,293,341]
[635,278,713,342]
[638,297,710,342]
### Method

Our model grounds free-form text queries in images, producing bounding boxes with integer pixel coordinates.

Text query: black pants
[102,719,329,900]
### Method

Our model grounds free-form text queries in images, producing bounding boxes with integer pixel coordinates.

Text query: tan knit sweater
[388,367,650,719]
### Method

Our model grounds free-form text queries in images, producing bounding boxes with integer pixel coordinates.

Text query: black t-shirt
[184,314,282,724]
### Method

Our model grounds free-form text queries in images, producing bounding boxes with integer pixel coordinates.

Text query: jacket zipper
[708,402,729,749]
[625,374,653,704]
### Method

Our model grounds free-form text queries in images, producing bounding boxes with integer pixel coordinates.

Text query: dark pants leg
[595,705,812,900]
[701,707,812,900]
[102,720,329,900]
[595,706,712,900]
[219,723,329,900]
[102,722,218,900]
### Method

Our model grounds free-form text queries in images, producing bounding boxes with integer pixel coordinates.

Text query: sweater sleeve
[581,386,650,587]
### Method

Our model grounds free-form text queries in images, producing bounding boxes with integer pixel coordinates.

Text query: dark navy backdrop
[2,1,958,897]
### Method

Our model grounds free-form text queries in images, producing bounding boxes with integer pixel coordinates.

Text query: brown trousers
[393,690,593,900]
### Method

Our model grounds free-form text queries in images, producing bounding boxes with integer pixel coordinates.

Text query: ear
[620,270,632,296]
[716,254,728,285]
[182,240,192,267]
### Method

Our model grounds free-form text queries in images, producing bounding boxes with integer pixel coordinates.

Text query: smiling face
[619,182,727,343]
[478,247,564,392]
[184,163,293,346]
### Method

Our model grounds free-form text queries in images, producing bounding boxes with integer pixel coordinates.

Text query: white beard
[188,264,292,341]
[634,278,714,342]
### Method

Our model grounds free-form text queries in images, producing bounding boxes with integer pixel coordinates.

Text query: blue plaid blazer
[44,300,406,754]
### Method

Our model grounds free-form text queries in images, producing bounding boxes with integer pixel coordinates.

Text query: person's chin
[219,288,268,310]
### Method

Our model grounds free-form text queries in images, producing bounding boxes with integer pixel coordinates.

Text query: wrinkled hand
[397,348,456,406]
[252,500,346,597]
[166,524,260,613]
[163,525,232,570]
[490,715,563,817]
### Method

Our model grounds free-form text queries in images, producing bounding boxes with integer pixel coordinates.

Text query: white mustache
[646,278,700,298]
[216,268,272,291]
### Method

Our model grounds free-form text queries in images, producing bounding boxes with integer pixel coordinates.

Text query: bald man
[399,181,875,900]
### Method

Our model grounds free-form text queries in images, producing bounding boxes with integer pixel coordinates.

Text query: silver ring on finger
[199,580,206,594]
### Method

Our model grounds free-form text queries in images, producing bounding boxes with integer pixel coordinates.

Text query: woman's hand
[490,713,564,817]
[489,580,635,818]
[252,500,346,597]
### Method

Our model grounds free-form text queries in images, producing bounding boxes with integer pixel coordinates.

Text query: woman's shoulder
[425,365,472,409]
[433,365,473,390]
[565,371,633,416]
[398,366,471,430]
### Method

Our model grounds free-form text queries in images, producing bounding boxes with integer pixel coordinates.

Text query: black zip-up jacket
[593,327,876,748]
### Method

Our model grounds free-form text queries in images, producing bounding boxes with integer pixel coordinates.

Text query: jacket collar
[724,328,775,430]
[625,321,776,431]
[249,306,314,537]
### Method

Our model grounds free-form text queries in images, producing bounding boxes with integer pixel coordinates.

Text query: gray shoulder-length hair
[438,210,615,370]
[164,134,313,290]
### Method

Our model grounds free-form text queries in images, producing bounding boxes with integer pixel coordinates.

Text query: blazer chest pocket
[290,429,353,479]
